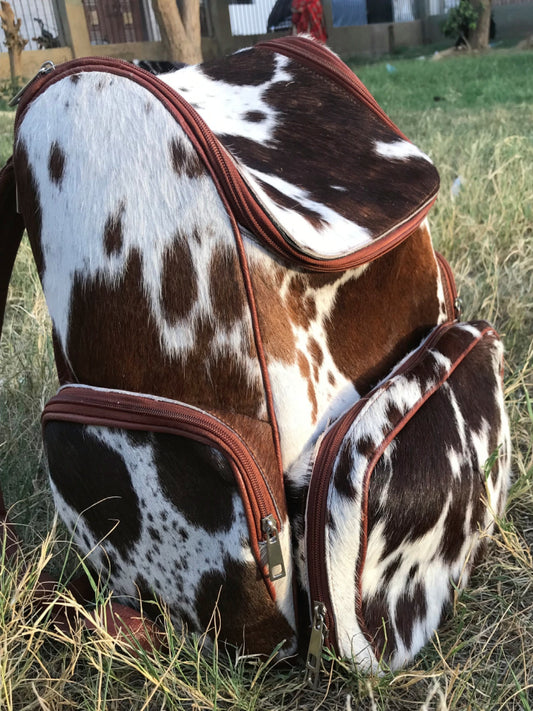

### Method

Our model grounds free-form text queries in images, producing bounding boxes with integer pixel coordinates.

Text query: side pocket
[294,321,511,679]
[42,385,296,655]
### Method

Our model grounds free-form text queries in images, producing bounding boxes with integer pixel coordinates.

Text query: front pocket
[295,321,510,681]
[42,385,296,655]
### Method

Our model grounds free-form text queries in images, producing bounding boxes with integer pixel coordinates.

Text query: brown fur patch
[285,275,316,330]
[48,141,66,186]
[152,432,236,533]
[308,337,324,380]
[249,262,297,364]
[202,48,277,86]
[244,110,267,123]
[297,351,317,422]
[14,142,44,276]
[170,137,205,179]
[160,235,197,324]
[209,243,247,329]
[395,582,428,649]
[360,591,396,660]
[325,225,440,394]
[66,250,264,418]
[103,203,125,256]
[195,558,295,654]
[45,421,142,557]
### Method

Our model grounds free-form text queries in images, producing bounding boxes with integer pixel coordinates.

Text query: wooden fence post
[55,0,91,58]
[0,1,28,82]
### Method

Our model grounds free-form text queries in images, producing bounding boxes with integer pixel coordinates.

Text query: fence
[80,0,213,44]
[82,0,160,44]
[1,0,531,63]
[0,0,213,53]
[2,0,63,50]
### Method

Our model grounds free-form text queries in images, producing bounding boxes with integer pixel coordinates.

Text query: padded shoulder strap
[0,156,25,340]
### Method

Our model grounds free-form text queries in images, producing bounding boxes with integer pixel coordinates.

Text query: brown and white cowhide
[9,40,504,664]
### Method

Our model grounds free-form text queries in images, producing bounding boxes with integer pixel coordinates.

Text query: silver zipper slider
[9,60,56,107]
[454,296,463,321]
[261,514,286,581]
[305,601,327,689]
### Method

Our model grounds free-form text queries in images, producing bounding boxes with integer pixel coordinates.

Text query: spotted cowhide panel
[15,71,266,420]
[287,322,510,670]
[151,46,448,468]
[14,70,297,651]
[159,44,439,259]
[44,420,296,653]
[244,220,449,470]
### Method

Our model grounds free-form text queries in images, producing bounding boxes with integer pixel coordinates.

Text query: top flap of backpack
[159,37,439,266]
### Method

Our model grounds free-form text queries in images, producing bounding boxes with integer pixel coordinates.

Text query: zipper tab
[9,61,56,107]
[261,514,286,581]
[305,601,327,689]
[454,296,463,321]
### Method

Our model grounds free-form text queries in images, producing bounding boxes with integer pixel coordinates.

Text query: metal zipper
[305,601,327,689]
[43,386,285,585]
[261,514,286,581]
[9,60,56,107]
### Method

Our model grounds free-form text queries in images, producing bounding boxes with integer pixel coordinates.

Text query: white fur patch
[160,54,292,144]
[375,139,433,163]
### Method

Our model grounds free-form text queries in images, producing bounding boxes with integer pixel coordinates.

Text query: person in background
[291,0,327,43]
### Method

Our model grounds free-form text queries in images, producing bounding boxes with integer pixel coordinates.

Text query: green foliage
[441,0,480,43]
[0,77,24,112]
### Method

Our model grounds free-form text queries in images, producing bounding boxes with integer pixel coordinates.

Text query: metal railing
[0,0,62,51]
[81,0,212,45]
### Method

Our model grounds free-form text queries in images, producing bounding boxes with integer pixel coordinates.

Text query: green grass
[350,48,533,111]
[1,48,532,709]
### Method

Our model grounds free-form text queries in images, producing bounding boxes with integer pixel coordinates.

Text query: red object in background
[291,0,328,43]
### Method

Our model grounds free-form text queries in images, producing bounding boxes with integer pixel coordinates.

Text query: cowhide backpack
[0,36,510,684]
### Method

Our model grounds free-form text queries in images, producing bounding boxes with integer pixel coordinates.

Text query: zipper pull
[261,514,286,581]
[305,601,327,689]
[454,296,463,321]
[9,60,56,107]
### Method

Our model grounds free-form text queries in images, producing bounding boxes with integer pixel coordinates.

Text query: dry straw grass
[1,50,532,709]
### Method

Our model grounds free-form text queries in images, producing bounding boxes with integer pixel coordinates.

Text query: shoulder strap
[0,156,25,340]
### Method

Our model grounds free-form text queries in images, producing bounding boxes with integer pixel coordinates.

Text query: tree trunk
[0,1,28,82]
[469,0,492,50]
[151,0,202,64]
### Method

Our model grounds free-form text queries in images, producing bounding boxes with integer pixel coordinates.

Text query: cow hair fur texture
[8,38,511,669]
[287,321,510,671]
